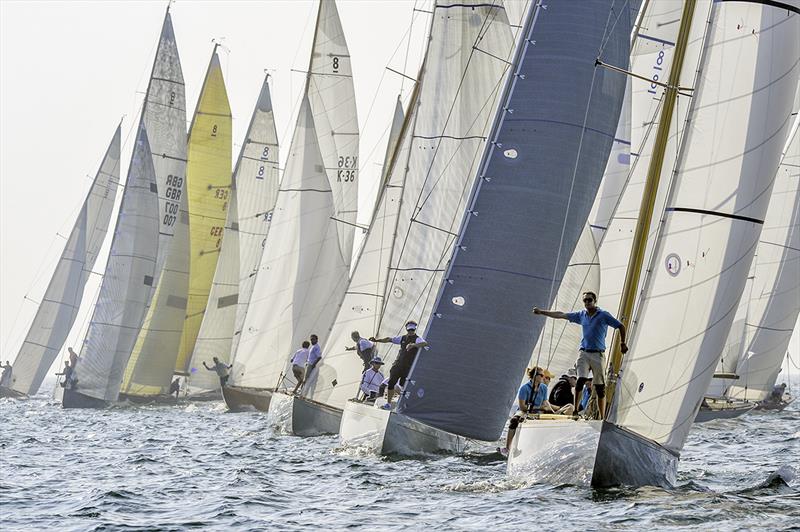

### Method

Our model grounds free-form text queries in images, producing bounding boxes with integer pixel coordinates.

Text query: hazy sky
[1,1,797,381]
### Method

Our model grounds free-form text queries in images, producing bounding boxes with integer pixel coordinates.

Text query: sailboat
[508,0,800,487]
[223,0,359,413]
[186,75,279,399]
[119,8,190,402]
[0,126,120,399]
[339,0,630,454]
[700,99,800,419]
[63,122,160,408]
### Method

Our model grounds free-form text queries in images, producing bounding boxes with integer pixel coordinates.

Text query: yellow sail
[174,48,232,373]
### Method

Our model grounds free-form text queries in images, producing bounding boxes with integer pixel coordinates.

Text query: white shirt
[307,343,322,365]
[390,334,426,346]
[291,348,309,366]
[360,368,384,395]
[357,338,375,353]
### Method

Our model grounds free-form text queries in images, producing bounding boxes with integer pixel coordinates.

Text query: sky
[1,0,798,383]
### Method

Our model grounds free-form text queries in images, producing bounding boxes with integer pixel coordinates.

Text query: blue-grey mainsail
[398,0,631,441]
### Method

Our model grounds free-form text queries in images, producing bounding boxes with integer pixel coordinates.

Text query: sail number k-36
[337,155,357,182]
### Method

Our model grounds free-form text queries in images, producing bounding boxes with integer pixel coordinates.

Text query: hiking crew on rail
[370,320,428,410]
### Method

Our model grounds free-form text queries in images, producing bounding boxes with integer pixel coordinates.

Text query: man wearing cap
[370,320,428,410]
[359,357,385,401]
[346,331,376,371]
[533,291,627,418]
[500,367,548,456]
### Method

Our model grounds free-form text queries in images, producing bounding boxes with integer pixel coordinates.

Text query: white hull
[267,391,343,436]
[339,400,467,455]
[507,417,603,486]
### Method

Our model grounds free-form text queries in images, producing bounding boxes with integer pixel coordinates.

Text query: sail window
[451,296,465,306]
[503,148,518,159]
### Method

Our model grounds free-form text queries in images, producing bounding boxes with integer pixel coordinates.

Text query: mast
[605,0,697,414]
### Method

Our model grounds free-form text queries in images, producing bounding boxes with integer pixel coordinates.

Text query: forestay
[611,1,800,454]
[122,10,189,396]
[74,123,160,401]
[10,126,120,395]
[174,49,233,373]
[228,76,280,359]
[728,108,800,402]
[399,0,631,441]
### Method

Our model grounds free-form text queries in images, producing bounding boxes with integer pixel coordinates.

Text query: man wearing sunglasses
[371,320,428,410]
[532,291,627,418]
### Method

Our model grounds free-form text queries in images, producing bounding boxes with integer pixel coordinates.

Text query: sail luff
[9,125,121,395]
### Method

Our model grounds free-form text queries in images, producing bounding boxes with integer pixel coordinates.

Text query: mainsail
[228,76,280,359]
[727,110,800,402]
[9,126,120,395]
[398,0,631,441]
[609,0,800,456]
[174,47,233,373]
[306,0,515,410]
[121,9,189,396]
[231,0,358,390]
[73,123,160,401]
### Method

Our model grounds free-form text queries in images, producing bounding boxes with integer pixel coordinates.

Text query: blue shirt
[518,381,548,409]
[565,308,622,351]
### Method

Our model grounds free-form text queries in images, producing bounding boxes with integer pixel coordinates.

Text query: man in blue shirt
[500,367,553,457]
[533,291,627,418]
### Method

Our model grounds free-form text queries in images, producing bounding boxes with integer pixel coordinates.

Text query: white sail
[308,0,360,266]
[728,110,800,402]
[121,9,189,395]
[73,123,160,401]
[9,126,120,395]
[228,76,280,359]
[611,1,800,454]
[186,188,239,393]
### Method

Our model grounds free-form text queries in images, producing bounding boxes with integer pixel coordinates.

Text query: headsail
[228,76,280,360]
[73,124,160,401]
[610,0,800,454]
[121,9,189,396]
[398,0,631,441]
[9,125,120,395]
[174,48,233,373]
[306,0,516,409]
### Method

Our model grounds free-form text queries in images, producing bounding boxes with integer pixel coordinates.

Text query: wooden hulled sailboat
[339,0,630,454]
[1,126,120,399]
[119,8,190,402]
[186,75,279,400]
[223,0,359,413]
[63,123,160,408]
[508,0,800,487]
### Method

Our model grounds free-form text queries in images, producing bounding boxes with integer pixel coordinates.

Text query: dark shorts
[508,414,524,431]
[387,355,414,390]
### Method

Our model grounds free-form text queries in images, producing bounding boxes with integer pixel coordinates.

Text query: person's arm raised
[532,307,569,320]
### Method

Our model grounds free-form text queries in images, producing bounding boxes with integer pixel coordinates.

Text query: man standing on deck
[0,361,12,387]
[533,291,627,418]
[305,334,323,383]
[203,357,232,388]
[371,320,428,410]
[346,331,375,371]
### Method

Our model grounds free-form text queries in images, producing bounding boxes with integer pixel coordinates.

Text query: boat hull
[507,417,602,485]
[222,385,272,412]
[694,399,756,422]
[62,388,108,409]
[755,396,794,412]
[268,392,342,436]
[119,392,179,405]
[339,400,467,455]
[592,421,678,488]
[0,386,27,399]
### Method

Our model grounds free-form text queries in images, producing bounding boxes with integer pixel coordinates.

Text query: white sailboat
[223,0,359,413]
[339,0,630,454]
[186,76,280,398]
[700,97,800,419]
[509,0,800,487]
[119,7,190,400]
[64,122,160,408]
[2,125,120,398]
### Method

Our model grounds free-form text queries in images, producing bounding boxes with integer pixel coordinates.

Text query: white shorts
[576,350,606,385]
